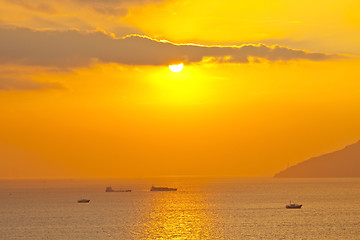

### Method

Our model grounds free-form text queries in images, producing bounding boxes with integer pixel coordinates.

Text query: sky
[1,0,360,179]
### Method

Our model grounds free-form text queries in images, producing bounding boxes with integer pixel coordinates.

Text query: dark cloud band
[0,27,339,68]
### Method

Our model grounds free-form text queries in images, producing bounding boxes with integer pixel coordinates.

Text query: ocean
[1,178,360,239]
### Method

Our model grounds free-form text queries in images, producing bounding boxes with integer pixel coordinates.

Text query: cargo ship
[286,201,302,209]
[150,186,177,191]
[105,186,131,192]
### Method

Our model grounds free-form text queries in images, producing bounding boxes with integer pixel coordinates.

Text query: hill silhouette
[274,141,360,177]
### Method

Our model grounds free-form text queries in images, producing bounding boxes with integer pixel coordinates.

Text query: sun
[169,63,184,72]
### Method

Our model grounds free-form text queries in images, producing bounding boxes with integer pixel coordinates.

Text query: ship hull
[106,187,131,192]
[150,186,177,191]
[106,190,131,192]
[286,205,302,209]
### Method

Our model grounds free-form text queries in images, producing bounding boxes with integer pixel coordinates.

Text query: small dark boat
[78,199,90,203]
[105,186,131,192]
[150,186,177,191]
[286,201,302,209]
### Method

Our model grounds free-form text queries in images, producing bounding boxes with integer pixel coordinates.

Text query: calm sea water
[1,178,360,239]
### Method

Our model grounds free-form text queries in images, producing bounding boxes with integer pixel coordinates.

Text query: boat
[77,199,90,203]
[150,186,177,191]
[105,186,131,192]
[286,201,302,209]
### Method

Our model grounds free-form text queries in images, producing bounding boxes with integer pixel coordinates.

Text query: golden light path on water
[132,189,224,239]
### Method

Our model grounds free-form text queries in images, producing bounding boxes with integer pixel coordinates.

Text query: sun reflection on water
[134,190,223,239]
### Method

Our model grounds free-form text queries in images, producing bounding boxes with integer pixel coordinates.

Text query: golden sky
[1,0,360,179]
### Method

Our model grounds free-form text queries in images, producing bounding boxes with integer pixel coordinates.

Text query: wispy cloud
[5,0,58,14]
[0,0,163,36]
[4,0,164,16]
[73,0,165,16]
[0,27,340,68]
[0,64,66,91]
[0,77,65,91]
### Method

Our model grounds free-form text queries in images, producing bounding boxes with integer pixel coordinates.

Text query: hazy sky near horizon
[1,0,360,178]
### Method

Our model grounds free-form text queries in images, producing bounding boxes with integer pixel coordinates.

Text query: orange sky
[1,0,360,179]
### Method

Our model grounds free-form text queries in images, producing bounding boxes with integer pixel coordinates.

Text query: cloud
[0,27,340,68]
[72,0,164,5]
[5,0,57,14]
[0,77,65,90]
[4,0,165,16]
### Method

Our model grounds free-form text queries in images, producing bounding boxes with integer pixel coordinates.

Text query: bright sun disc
[169,63,184,72]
